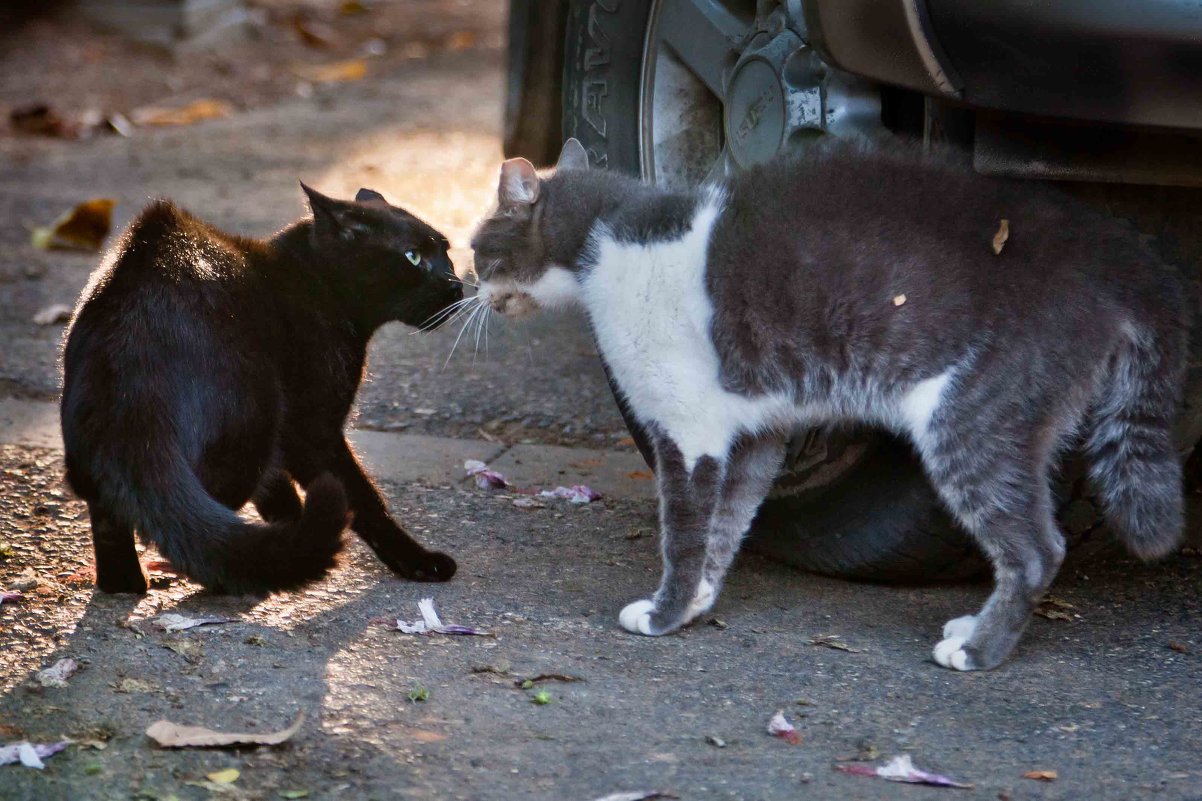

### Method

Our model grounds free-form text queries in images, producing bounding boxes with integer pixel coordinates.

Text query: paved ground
[1,3,1201,800]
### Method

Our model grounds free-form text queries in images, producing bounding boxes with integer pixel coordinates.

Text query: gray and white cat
[470,139,1187,670]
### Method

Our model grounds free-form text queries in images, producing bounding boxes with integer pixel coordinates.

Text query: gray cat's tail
[1084,325,1185,559]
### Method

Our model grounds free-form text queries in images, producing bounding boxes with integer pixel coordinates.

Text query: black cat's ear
[556,138,589,172]
[355,188,387,203]
[301,181,368,240]
[498,157,540,207]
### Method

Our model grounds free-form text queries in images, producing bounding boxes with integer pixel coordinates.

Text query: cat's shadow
[1,550,438,794]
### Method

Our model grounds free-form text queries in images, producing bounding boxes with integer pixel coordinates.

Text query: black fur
[61,185,462,594]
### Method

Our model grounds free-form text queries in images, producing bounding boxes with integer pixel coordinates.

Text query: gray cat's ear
[355,188,387,203]
[556,138,589,172]
[498,157,540,206]
[301,182,367,239]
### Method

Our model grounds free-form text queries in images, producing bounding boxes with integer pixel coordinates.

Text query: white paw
[619,599,657,635]
[942,614,977,640]
[684,579,715,621]
[932,636,973,671]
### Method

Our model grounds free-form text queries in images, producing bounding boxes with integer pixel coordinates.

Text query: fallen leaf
[1023,770,1057,782]
[836,755,974,789]
[132,99,233,127]
[705,735,726,748]
[163,639,204,663]
[292,15,339,48]
[1035,595,1077,622]
[112,677,158,694]
[279,792,311,800]
[0,740,71,769]
[292,59,368,83]
[539,485,601,504]
[992,218,1010,255]
[464,459,508,489]
[30,199,116,251]
[207,768,240,784]
[513,673,582,687]
[892,294,907,307]
[445,31,477,51]
[36,658,80,688]
[809,634,860,652]
[395,598,491,636]
[767,710,802,745]
[627,470,654,481]
[155,613,232,632]
[1167,640,1190,654]
[146,713,304,748]
[589,794,678,801]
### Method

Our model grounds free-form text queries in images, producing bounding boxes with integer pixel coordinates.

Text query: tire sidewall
[562,0,653,175]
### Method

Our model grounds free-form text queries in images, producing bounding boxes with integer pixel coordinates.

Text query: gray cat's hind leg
[692,436,787,619]
[923,425,1066,670]
[620,436,723,636]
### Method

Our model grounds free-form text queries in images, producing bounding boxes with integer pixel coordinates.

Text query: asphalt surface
[2,4,1201,800]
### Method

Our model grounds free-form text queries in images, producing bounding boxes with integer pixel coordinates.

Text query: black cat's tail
[1084,324,1185,559]
[132,458,349,594]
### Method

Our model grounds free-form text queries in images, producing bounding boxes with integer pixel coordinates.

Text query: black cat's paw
[96,572,149,595]
[399,551,457,582]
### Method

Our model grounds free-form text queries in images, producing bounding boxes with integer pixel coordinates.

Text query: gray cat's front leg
[620,436,723,636]
[697,436,787,613]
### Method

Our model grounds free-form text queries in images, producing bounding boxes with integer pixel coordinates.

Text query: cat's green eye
[404,250,422,266]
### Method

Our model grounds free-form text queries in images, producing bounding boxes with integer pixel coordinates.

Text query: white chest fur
[580,202,794,469]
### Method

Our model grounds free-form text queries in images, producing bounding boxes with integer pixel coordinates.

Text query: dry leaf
[445,31,477,51]
[32,304,73,326]
[31,199,116,251]
[163,639,204,663]
[293,16,339,48]
[1023,770,1057,782]
[767,710,803,745]
[292,59,368,83]
[809,634,860,652]
[155,613,232,632]
[35,658,80,688]
[146,712,304,748]
[1167,640,1191,654]
[627,470,654,481]
[112,677,158,693]
[207,768,240,784]
[892,294,907,307]
[132,99,233,127]
[992,219,1010,255]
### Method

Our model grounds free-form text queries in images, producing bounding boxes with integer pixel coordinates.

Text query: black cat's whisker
[442,297,483,369]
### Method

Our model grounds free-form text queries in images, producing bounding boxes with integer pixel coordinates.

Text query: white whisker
[442,298,482,369]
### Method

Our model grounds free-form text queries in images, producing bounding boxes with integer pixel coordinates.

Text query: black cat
[61,185,462,595]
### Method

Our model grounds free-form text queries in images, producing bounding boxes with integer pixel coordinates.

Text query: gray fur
[472,140,1188,669]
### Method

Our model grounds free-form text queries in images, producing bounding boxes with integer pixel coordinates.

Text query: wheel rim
[639,0,886,189]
